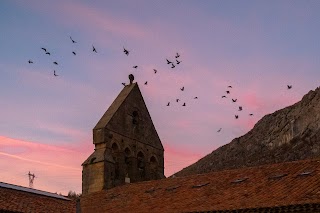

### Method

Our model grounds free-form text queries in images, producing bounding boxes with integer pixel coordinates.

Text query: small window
[112,143,119,152]
[132,111,138,117]
[132,111,139,125]
[90,157,96,164]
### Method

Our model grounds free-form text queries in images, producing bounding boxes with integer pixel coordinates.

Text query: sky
[1,0,320,195]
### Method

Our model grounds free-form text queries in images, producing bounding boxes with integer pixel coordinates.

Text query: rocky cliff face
[175,87,320,177]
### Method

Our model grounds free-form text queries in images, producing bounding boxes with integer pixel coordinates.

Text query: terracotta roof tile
[81,158,320,213]
[0,183,76,213]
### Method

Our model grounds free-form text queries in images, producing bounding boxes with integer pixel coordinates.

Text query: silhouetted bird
[238,106,243,111]
[166,59,172,64]
[182,103,186,106]
[129,74,134,84]
[144,81,148,85]
[175,53,180,58]
[171,63,175,68]
[72,51,76,55]
[70,36,76,43]
[180,87,184,91]
[54,70,58,76]
[194,97,198,99]
[46,52,50,55]
[133,65,138,69]
[53,62,58,65]
[228,85,232,88]
[41,48,47,52]
[176,99,180,102]
[92,45,97,53]
[222,95,226,98]
[235,115,239,119]
[232,99,237,102]
[287,85,292,89]
[123,47,129,56]
[249,113,254,116]
[226,91,230,94]
[167,102,170,106]
[176,60,181,64]
[217,128,222,132]
[122,83,126,86]
[153,69,157,74]
[28,60,33,64]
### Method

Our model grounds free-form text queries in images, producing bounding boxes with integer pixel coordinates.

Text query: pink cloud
[163,142,204,177]
[0,135,90,194]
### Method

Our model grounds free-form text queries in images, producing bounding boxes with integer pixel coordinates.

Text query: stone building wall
[82,83,164,195]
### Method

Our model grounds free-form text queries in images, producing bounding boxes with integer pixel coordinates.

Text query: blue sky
[1,0,320,194]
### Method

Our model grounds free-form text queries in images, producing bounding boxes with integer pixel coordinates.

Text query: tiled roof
[81,158,320,213]
[0,182,76,213]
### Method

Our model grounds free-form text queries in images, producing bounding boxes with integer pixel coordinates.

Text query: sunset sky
[1,0,320,195]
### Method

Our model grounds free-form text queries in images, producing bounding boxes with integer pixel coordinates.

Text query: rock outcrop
[175,87,320,177]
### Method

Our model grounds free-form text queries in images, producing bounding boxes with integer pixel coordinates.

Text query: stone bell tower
[82,76,165,195]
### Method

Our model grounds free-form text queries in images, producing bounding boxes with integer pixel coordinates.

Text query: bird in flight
[133,65,138,69]
[53,62,58,65]
[287,85,292,89]
[70,36,77,43]
[166,59,172,64]
[45,52,50,55]
[41,48,47,52]
[180,87,184,91]
[194,97,198,99]
[235,115,239,119]
[171,63,175,68]
[176,60,181,64]
[54,70,58,76]
[222,95,226,98]
[175,53,180,58]
[144,81,148,85]
[232,98,237,102]
[228,85,232,88]
[217,128,222,132]
[226,91,230,94]
[123,47,129,56]
[153,69,157,74]
[249,113,254,116]
[238,106,243,111]
[182,103,186,106]
[176,99,180,102]
[28,60,33,64]
[72,51,76,55]
[167,102,170,106]
[92,45,97,53]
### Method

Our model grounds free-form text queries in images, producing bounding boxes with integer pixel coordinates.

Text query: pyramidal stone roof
[93,82,163,150]
[94,83,137,130]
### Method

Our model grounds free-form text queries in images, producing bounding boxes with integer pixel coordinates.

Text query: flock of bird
[28,36,98,77]
[28,37,294,134]
[216,84,293,132]
[120,48,198,108]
